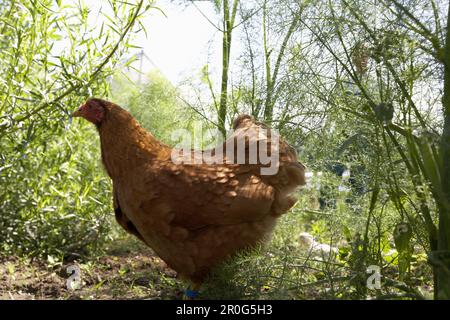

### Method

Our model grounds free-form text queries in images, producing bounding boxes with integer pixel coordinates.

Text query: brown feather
[86,99,305,283]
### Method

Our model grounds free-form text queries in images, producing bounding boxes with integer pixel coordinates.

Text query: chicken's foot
[183,282,202,300]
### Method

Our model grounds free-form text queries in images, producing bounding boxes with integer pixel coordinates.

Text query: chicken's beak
[72,104,84,118]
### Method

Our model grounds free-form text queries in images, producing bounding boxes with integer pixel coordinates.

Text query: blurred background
[1,0,449,300]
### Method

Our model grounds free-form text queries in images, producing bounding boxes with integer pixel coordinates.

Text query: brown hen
[72,98,305,295]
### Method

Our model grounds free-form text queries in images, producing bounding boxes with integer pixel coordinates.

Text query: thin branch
[190,0,223,32]
[13,0,145,125]
[386,0,441,52]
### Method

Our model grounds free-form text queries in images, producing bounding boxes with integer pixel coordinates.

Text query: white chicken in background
[299,232,339,260]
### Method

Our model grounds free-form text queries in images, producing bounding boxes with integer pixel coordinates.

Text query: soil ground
[0,238,184,300]
[0,235,434,300]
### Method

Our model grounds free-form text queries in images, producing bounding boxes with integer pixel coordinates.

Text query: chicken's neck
[98,114,169,179]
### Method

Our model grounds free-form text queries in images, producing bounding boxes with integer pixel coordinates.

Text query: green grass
[0,188,434,300]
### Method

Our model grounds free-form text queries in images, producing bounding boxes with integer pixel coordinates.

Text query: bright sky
[135,0,226,86]
[55,0,247,89]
